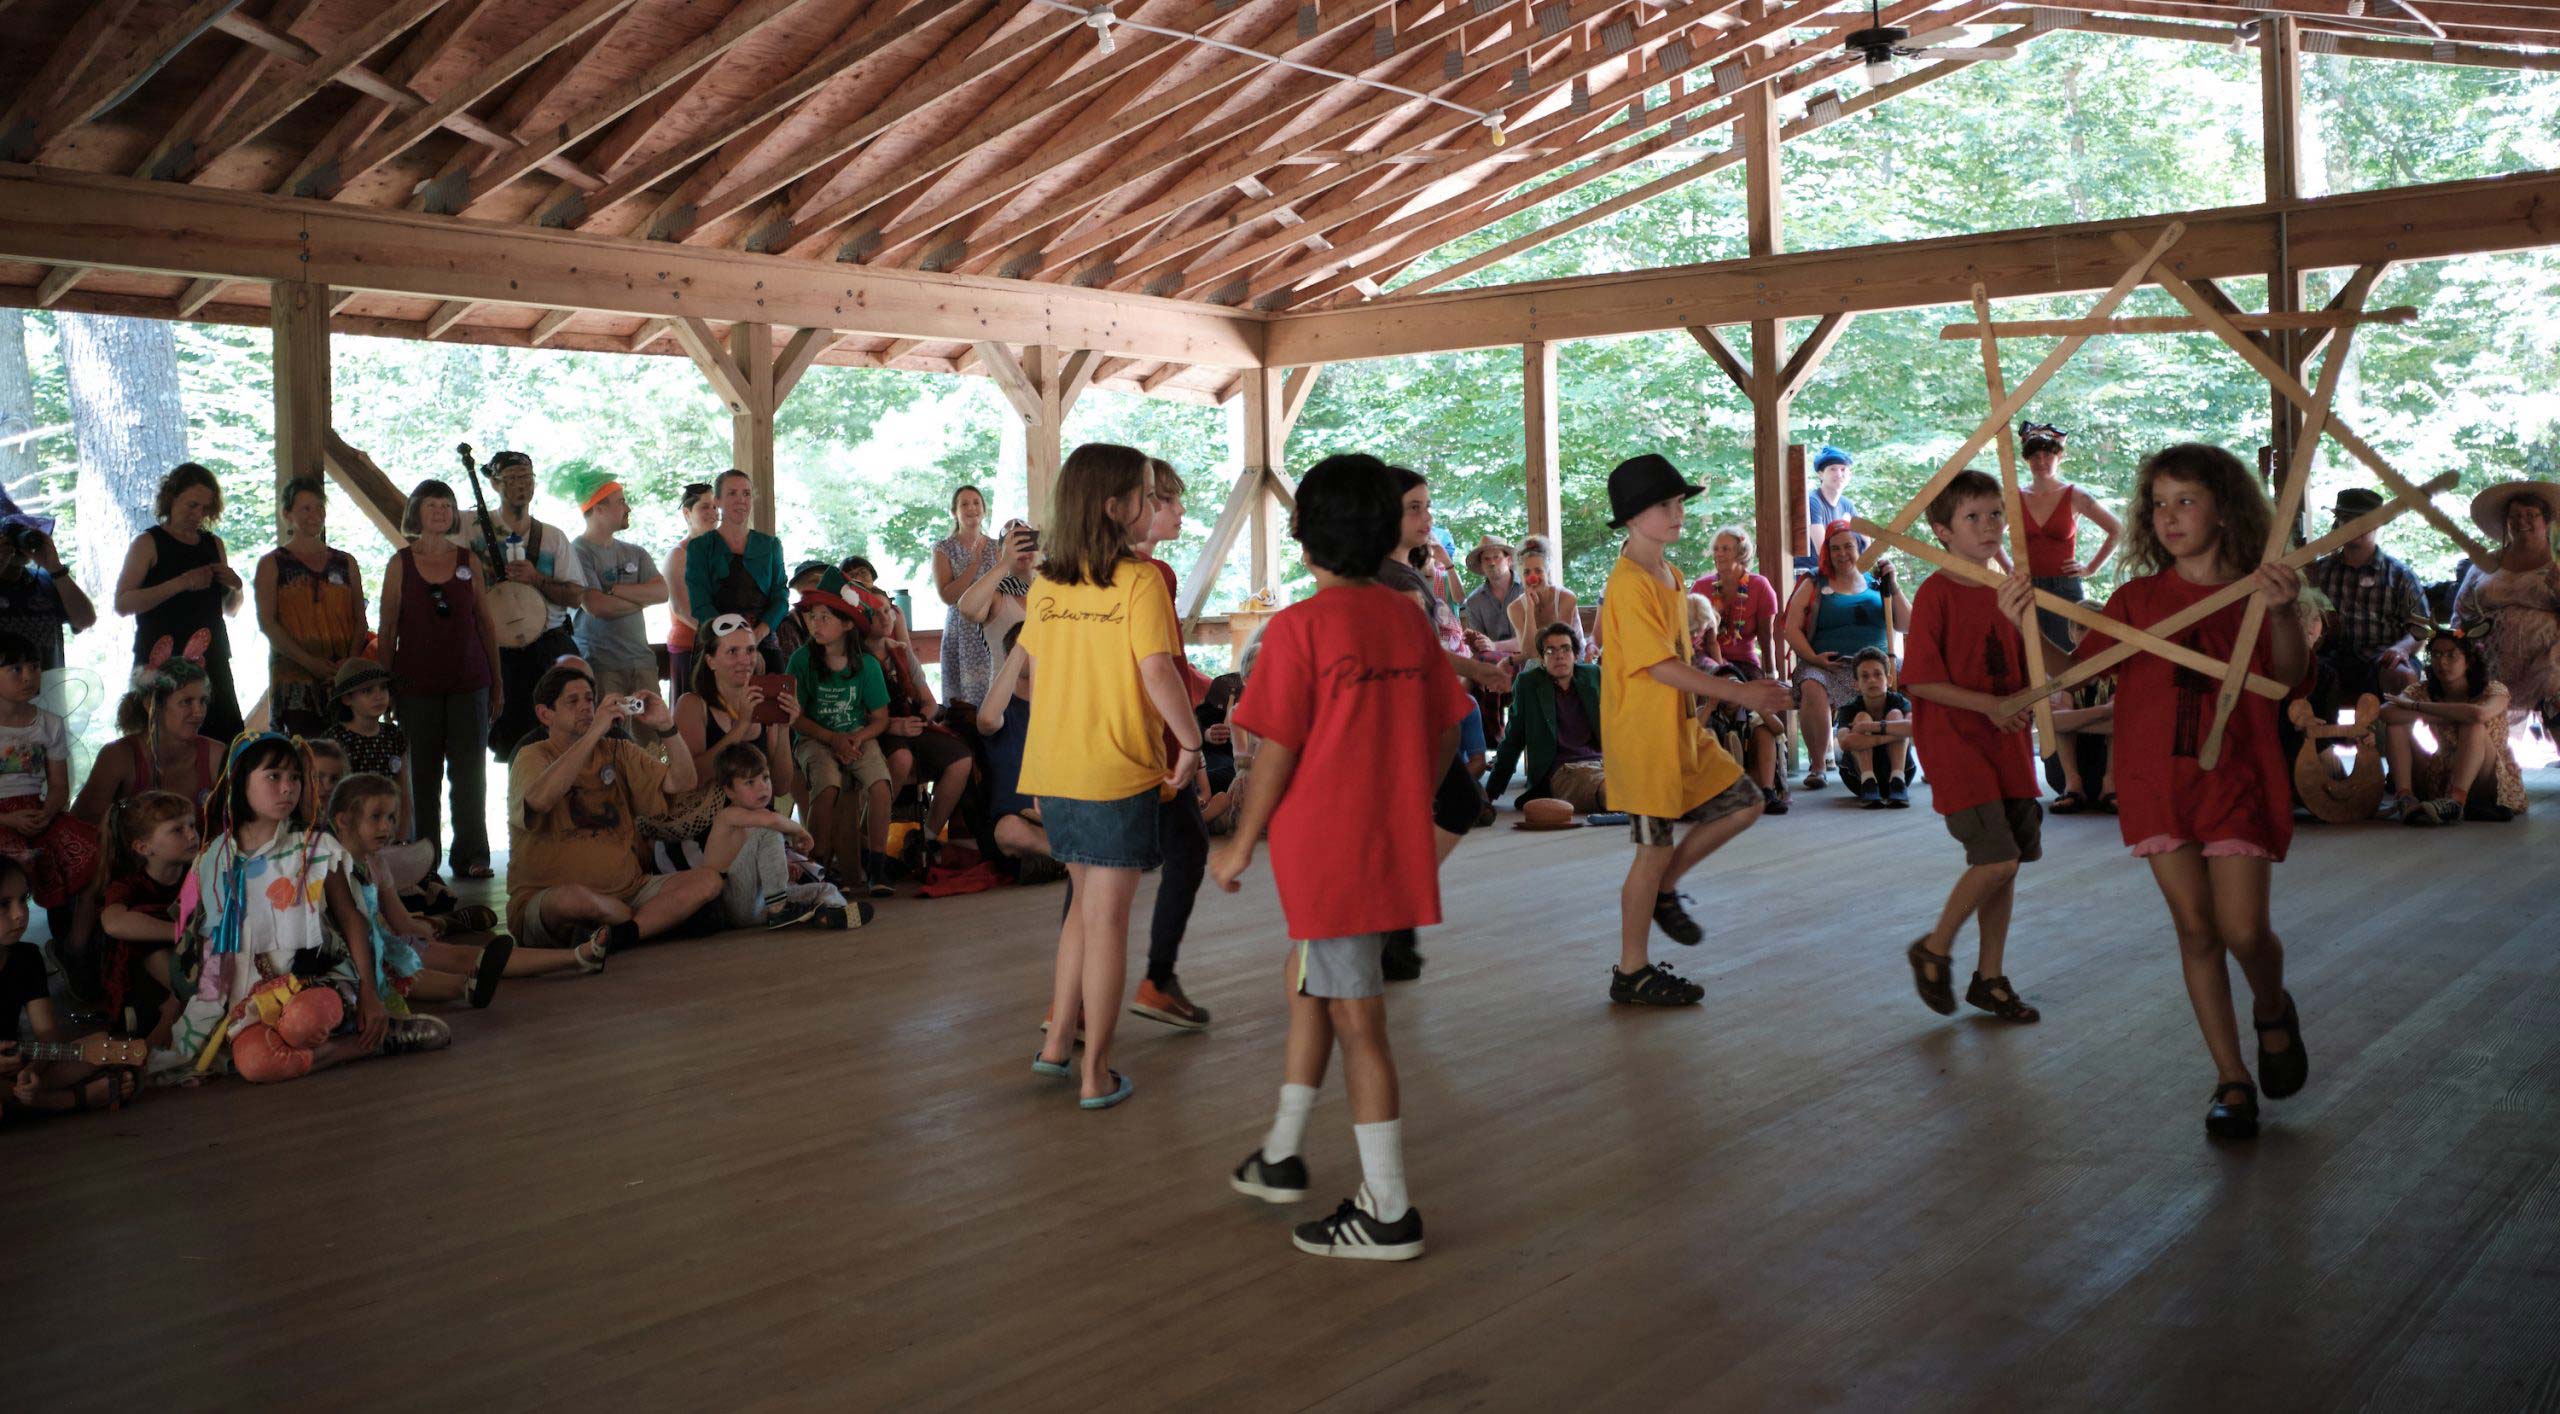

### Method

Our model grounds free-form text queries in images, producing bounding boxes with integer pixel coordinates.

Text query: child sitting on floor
[1901,470,2044,1024]
[0,630,102,927]
[94,790,198,1048]
[166,735,451,1082]
[1833,647,1914,808]
[2,857,139,1118]
[1213,452,1471,1261]
[330,771,600,1001]
[2379,622,2525,826]
[978,624,1059,878]
[703,743,865,930]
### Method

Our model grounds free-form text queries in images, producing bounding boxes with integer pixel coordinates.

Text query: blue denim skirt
[2032,574,2085,650]
[1040,789,1164,870]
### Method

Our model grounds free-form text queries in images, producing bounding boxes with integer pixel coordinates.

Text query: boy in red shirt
[1899,470,2044,1024]
[1211,453,1469,1262]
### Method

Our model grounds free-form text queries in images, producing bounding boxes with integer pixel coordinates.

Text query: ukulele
[5,1034,152,1068]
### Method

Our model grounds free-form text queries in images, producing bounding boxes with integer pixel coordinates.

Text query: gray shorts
[1630,773,1763,846]
[1945,798,2044,867]
[521,875,672,950]
[1293,933,1388,999]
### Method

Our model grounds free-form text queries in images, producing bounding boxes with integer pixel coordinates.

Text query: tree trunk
[58,312,188,592]
[0,310,39,500]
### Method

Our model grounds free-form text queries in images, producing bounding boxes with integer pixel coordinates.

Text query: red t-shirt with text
[1233,582,1472,940]
[2075,570,2296,860]
[1902,575,2039,814]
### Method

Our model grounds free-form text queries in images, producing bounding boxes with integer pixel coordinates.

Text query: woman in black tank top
[113,464,245,743]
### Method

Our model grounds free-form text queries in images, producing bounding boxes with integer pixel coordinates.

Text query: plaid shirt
[2307,547,2427,660]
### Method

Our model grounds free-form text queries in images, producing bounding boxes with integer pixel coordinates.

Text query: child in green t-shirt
[785,584,892,898]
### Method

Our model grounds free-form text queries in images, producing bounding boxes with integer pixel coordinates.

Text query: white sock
[1353,1119,1408,1222]
[1263,1083,1317,1163]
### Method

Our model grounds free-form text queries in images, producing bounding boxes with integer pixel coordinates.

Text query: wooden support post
[1029,344,1066,530]
[731,322,776,535]
[270,279,330,542]
[2262,15,2307,474]
[1739,11,1786,585]
[1241,365,1286,595]
[1524,341,1561,563]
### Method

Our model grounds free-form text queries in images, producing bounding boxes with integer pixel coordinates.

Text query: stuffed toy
[2289,692,2385,824]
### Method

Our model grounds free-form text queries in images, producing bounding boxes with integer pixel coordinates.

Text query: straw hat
[2468,479,2560,540]
[1465,534,1516,576]
[1512,797,1582,831]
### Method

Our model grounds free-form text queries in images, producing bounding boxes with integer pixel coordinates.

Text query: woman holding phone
[951,518,1037,719]
[659,615,802,858]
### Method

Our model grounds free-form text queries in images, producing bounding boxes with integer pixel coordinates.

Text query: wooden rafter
[28,0,247,162]
[407,2,658,213]
[0,0,141,164]
[275,0,497,197]
[188,0,455,178]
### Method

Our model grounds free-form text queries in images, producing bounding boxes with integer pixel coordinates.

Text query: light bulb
[1483,111,1507,147]
[1087,6,1116,54]
[1863,57,1893,86]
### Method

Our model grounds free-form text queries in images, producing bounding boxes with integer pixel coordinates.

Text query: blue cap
[1813,445,1852,472]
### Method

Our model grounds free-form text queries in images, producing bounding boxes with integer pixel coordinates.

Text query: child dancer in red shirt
[1212,453,1470,1262]
[2002,443,2309,1140]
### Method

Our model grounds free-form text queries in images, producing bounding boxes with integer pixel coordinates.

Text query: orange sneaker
[1131,977,1211,1030]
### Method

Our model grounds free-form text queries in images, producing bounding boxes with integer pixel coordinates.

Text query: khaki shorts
[1630,773,1763,847]
[519,874,671,951]
[1294,933,1388,999]
[1945,797,2044,867]
[1545,760,1608,815]
[794,736,891,796]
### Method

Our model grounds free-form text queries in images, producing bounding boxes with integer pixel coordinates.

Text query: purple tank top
[392,548,492,695]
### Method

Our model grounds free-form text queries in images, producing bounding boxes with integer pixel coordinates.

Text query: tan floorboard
[10,769,2559,1411]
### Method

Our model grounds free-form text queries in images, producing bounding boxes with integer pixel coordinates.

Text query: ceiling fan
[1841,1,2019,86]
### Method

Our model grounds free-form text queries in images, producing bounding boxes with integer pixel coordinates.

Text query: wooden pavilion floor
[11,769,2560,1411]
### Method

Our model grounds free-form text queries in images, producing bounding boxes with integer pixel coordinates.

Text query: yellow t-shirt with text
[1017,558,1177,802]
[1600,553,1741,819]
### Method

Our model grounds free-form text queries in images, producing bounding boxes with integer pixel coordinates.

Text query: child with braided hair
[164,734,450,1082]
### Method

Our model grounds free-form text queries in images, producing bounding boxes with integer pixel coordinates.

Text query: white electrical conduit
[1030,0,1513,141]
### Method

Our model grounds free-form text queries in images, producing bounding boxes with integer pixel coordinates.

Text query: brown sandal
[1964,973,2041,1023]
[1905,938,1956,1015]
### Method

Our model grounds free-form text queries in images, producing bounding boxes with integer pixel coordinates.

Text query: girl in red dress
[2006,443,2310,1141]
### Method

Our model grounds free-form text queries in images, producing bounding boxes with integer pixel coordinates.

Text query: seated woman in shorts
[1781,521,1909,790]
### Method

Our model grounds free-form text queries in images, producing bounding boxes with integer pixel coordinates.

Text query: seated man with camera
[506,664,725,961]
[0,502,99,673]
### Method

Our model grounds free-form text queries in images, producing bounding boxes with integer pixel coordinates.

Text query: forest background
[4,32,2557,761]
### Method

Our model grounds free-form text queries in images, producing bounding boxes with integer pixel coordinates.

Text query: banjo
[454,443,549,649]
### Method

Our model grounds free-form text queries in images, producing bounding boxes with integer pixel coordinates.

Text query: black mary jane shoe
[2254,992,2309,1099]
[2206,1079,2260,1140]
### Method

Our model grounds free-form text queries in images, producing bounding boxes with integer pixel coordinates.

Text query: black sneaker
[380,1015,453,1057]
[1652,891,1703,946]
[763,898,822,930]
[1292,1196,1424,1261]
[1856,775,1883,808]
[1884,776,1910,808]
[811,902,871,930]
[1763,791,1791,816]
[1610,961,1705,1006]
[1231,1149,1310,1204]
[1382,928,1423,982]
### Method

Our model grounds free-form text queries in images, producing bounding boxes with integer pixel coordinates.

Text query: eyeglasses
[427,584,452,618]
[1540,641,1576,656]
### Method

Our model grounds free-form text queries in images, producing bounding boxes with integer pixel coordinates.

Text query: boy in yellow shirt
[1599,455,1793,1006]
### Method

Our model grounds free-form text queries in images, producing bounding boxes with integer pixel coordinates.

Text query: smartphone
[751,673,794,724]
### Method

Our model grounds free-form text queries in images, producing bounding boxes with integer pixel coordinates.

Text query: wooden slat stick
[1859,221,2186,570]
[1971,282,2059,758]
[2196,262,2383,767]
[1855,519,2290,700]
[1991,472,2459,718]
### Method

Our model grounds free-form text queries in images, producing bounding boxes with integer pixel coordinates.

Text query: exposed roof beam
[0,0,141,163]
[0,161,1263,365]
[274,0,498,196]
[1261,164,2560,363]
[29,0,249,161]
[189,0,454,177]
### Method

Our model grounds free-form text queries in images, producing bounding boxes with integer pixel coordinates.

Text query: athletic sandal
[577,923,614,970]
[447,904,499,933]
[1293,1197,1424,1262]
[1079,1070,1135,1110]
[1904,938,1957,1016]
[1964,972,2039,1023]
[467,935,514,1009]
[1652,891,1704,946]
[1803,769,1828,791]
[2206,1079,2259,1140]
[2097,793,2119,815]
[2050,790,2090,815]
[460,863,496,880]
[1031,1051,1073,1079]
[1231,1149,1310,1204]
[381,1015,454,1057]
[2253,991,2309,1099]
[763,899,822,930]
[1609,961,1705,1006]
[1131,978,1211,1029]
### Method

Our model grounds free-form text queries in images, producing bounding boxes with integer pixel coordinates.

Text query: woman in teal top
[683,470,788,671]
[1781,520,1910,790]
